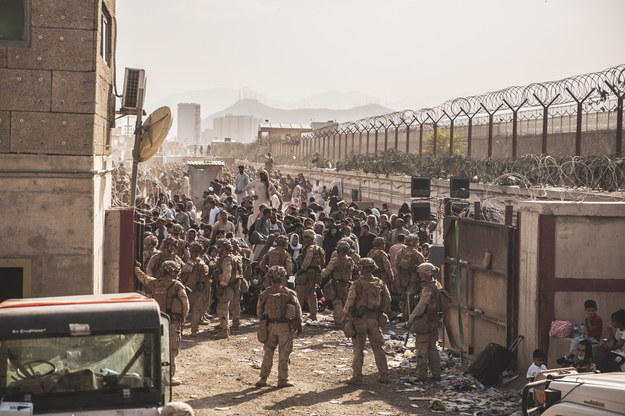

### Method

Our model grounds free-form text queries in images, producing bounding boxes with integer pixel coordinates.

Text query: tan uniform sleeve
[258,253,268,272]
[220,257,233,286]
[146,253,160,277]
[342,281,359,316]
[291,291,303,325]
[383,254,394,282]
[256,289,267,318]
[284,251,293,276]
[321,257,336,278]
[300,246,313,270]
[134,266,157,290]
[176,283,190,318]
[381,282,392,315]
[408,285,433,324]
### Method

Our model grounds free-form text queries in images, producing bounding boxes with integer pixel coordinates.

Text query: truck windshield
[0,332,160,410]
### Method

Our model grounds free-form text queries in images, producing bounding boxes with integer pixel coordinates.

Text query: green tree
[422,129,466,156]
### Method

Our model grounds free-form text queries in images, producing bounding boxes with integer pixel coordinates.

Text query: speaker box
[411,201,431,221]
[450,176,470,198]
[411,176,431,198]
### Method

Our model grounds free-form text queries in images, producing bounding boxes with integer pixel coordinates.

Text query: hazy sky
[116,0,625,109]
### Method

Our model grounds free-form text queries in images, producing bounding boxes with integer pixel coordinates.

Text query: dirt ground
[173,311,522,416]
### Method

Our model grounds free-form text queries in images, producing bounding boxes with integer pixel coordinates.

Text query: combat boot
[255,377,267,388]
[277,380,294,388]
[346,376,363,384]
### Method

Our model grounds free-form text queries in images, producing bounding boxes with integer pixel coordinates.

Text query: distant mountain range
[152,87,460,140]
[202,99,392,130]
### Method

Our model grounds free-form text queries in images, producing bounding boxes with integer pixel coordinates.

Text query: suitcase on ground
[468,336,523,386]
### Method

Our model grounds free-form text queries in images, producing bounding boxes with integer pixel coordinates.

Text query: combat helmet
[172,224,184,235]
[405,234,420,247]
[373,236,386,248]
[266,265,287,283]
[162,236,178,247]
[217,238,232,251]
[359,257,377,271]
[336,240,351,254]
[417,262,440,275]
[162,260,181,276]
[144,235,158,248]
[189,242,203,254]
[275,234,288,246]
[303,229,316,240]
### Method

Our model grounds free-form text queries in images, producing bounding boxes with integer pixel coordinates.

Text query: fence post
[419,123,424,157]
[505,205,513,226]
[533,94,559,154]
[503,99,527,159]
[566,87,595,156]
[474,201,482,220]
[605,81,624,156]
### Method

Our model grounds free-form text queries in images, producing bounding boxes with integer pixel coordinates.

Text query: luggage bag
[468,335,523,386]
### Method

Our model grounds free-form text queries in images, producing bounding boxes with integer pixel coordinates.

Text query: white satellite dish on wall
[138,106,173,162]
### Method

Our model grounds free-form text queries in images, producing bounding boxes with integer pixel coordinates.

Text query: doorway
[0,259,32,301]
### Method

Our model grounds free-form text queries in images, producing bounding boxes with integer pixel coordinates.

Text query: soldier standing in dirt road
[343,257,391,384]
[255,266,302,388]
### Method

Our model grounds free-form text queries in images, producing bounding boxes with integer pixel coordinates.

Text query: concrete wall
[0,154,111,296]
[517,202,625,373]
[0,0,116,298]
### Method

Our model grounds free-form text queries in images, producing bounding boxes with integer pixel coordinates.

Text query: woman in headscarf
[288,233,302,272]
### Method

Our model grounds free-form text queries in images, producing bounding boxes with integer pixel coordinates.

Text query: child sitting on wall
[557,299,603,365]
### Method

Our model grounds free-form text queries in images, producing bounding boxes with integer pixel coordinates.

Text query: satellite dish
[138,106,173,162]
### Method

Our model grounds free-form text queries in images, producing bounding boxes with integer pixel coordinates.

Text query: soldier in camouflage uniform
[169,224,190,262]
[368,236,395,290]
[134,260,189,382]
[214,239,238,339]
[229,238,245,329]
[295,229,326,321]
[343,257,391,384]
[407,262,443,381]
[146,236,185,278]
[394,233,425,316]
[180,242,210,336]
[142,234,159,270]
[258,235,293,288]
[321,240,355,326]
[255,266,303,388]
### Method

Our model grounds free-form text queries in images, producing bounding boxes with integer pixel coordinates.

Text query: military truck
[0,293,172,415]
[522,369,625,416]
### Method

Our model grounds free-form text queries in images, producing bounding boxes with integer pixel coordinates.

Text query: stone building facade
[0,0,116,299]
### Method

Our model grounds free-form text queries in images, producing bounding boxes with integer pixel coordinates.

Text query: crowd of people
[133,162,442,387]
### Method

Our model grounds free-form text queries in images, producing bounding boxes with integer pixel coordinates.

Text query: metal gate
[442,216,517,361]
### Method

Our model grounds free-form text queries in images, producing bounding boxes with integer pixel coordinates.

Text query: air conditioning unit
[121,68,146,113]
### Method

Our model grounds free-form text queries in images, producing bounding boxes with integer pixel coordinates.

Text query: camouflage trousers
[228,280,242,327]
[259,322,294,384]
[351,316,388,380]
[189,288,209,333]
[331,281,350,325]
[295,274,319,320]
[170,318,183,376]
[217,299,230,336]
[414,329,440,379]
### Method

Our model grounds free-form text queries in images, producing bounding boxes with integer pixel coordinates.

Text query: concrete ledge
[519,201,625,217]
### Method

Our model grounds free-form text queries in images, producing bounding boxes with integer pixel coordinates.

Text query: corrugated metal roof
[259,123,312,130]
[187,160,225,166]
